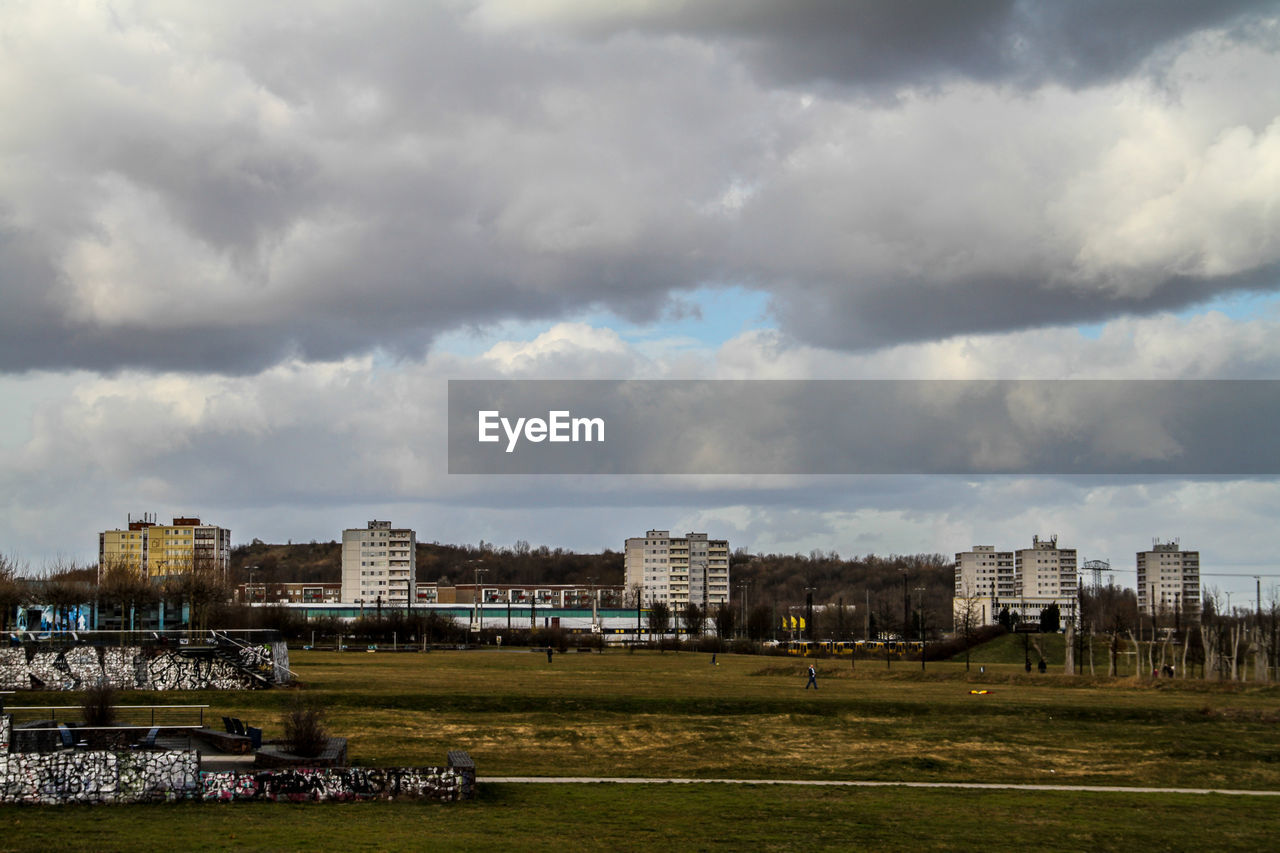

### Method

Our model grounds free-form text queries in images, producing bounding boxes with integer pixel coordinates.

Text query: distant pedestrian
[805,663,818,689]
[546,647,553,663]
[711,653,717,666]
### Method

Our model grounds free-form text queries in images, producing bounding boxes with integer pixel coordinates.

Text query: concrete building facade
[623,529,730,607]
[98,514,231,579]
[952,545,1014,627]
[340,521,416,606]
[1137,540,1200,620]
[953,536,1079,630]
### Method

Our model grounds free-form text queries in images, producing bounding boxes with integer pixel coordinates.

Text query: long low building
[239,603,663,643]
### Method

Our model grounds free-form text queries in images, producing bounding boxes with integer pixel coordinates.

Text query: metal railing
[6,629,282,647]
[6,704,209,728]
[210,629,299,682]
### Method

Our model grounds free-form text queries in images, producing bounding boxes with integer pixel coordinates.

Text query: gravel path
[479,776,1280,797]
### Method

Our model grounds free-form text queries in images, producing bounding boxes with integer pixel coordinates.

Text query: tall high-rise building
[340,520,416,605]
[952,536,1078,629]
[953,545,1014,627]
[1016,535,1078,600]
[1137,540,1200,620]
[98,514,231,579]
[624,529,730,607]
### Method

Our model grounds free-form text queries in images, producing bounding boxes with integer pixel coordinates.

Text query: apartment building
[98,513,231,579]
[340,520,416,605]
[1016,535,1078,600]
[952,536,1078,629]
[623,529,730,607]
[1137,540,1200,620]
[952,545,1014,627]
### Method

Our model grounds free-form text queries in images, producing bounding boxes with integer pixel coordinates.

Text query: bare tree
[646,601,671,641]
[681,602,704,640]
[163,555,231,637]
[712,602,736,641]
[39,561,95,631]
[954,583,983,672]
[97,558,158,630]
[746,604,772,642]
[0,553,29,632]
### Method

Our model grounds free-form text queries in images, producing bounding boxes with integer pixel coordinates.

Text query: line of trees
[0,554,238,636]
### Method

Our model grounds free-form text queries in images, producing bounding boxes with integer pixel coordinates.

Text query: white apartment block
[624,529,730,608]
[340,520,416,606]
[1016,535,1078,600]
[952,545,1014,627]
[953,536,1078,629]
[1137,540,1200,620]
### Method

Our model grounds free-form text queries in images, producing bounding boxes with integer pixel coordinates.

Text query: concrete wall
[0,717,203,804]
[1,715,473,805]
[0,641,291,691]
[200,767,468,802]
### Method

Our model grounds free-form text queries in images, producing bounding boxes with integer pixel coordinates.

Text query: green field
[4,647,1280,851]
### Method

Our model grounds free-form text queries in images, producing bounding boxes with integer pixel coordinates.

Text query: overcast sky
[2,1,1279,603]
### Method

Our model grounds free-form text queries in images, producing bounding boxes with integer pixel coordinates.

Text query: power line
[1199,572,1280,578]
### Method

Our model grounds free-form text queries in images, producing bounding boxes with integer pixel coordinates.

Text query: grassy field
[3,785,1279,852]
[5,647,1280,850]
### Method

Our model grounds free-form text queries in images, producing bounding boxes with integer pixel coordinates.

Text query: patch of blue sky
[1176,289,1280,323]
[431,284,776,359]
[1073,289,1280,341]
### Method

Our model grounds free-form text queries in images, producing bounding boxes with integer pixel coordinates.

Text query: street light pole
[804,586,816,643]
[472,565,488,636]
[588,576,599,633]
[915,586,926,671]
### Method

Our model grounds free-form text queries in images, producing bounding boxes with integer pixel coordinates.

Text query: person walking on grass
[805,663,818,689]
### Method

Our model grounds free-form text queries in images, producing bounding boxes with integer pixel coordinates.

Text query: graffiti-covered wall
[0,718,203,805]
[0,641,291,691]
[200,766,469,802]
[0,718,472,804]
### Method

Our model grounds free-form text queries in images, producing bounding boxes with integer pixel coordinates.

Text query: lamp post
[804,586,816,643]
[915,586,926,671]
[472,566,488,636]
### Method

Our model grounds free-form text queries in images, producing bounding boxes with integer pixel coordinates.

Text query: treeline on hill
[231,539,625,587]
[231,540,954,614]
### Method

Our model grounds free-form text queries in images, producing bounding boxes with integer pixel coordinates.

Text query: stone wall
[200,766,469,802]
[0,714,203,804]
[0,641,291,691]
[1,715,473,805]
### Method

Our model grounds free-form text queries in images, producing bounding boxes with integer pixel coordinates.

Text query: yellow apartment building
[98,513,232,578]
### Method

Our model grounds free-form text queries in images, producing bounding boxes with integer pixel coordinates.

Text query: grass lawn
[5,647,1280,850]
[2,785,1279,852]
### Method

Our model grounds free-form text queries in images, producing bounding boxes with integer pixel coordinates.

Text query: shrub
[81,681,117,728]
[282,694,328,757]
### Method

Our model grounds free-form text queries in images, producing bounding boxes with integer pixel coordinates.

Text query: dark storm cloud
[772,263,1280,352]
[561,0,1274,91]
